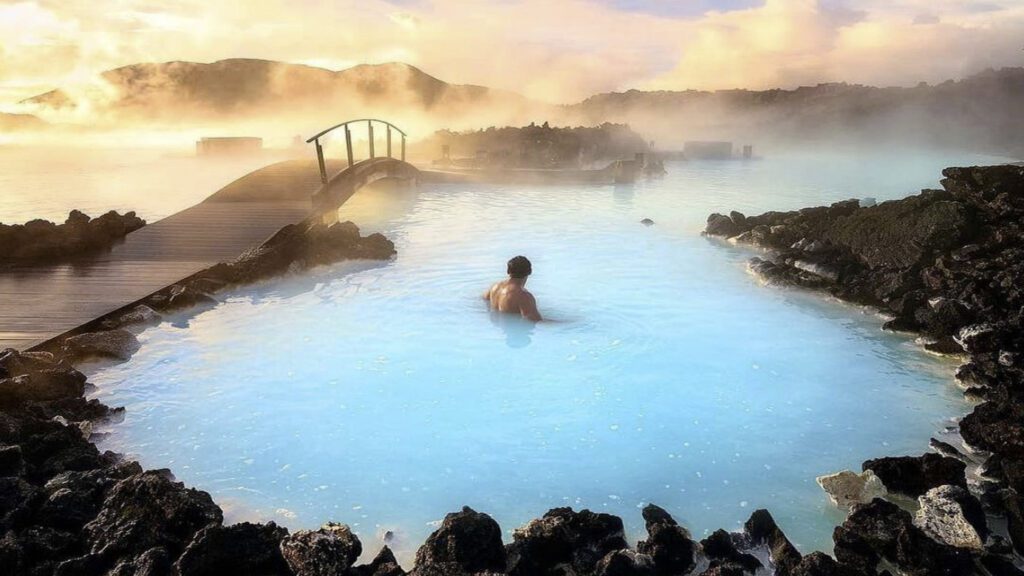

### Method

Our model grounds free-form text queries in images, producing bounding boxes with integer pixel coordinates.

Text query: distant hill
[14,60,1024,157]
[0,112,47,131]
[20,58,535,127]
[563,68,1024,155]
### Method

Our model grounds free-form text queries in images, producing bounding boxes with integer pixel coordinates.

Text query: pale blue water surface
[87,149,1006,564]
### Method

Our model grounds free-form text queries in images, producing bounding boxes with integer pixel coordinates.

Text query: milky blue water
[87,149,1005,564]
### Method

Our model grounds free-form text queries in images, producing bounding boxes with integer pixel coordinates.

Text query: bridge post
[344,125,354,168]
[401,135,406,162]
[314,139,327,185]
[368,120,375,159]
[387,126,392,158]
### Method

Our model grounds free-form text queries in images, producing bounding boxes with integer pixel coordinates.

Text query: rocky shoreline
[2,166,1023,576]
[705,164,1024,574]
[0,210,145,266]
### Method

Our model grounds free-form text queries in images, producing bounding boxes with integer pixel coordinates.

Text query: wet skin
[483,277,542,322]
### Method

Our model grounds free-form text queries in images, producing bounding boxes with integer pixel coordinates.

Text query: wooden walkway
[0,158,346,351]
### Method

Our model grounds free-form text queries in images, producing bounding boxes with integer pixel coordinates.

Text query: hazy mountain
[14,60,1024,156]
[563,68,1024,155]
[0,112,47,131]
[20,58,536,128]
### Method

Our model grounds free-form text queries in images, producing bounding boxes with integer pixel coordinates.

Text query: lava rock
[0,444,25,476]
[0,526,81,576]
[816,470,887,508]
[280,522,363,576]
[636,504,696,576]
[0,476,42,532]
[980,553,1024,576]
[913,485,988,550]
[790,552,864,576]
[38,461,142,531]
[62,329,141,362]
[175,521,290,575]
[105,546,171,576]
[506,507,628,576]
[833,498,972,576]
[705,213,742,238]
[202,220,397,290]
[83,469,222,562]
[699,530,762,574]
[593,549,655,576]
[1002,489,1024,555]
[353,546,406,576]
[163,284,218,312]
[102,305,162,331]
[743,509,801,575]
[413,507,505,576]
[0,209,145,264]
[960,401,1024,458]
[0,368,87,406]
[929,438,966,460]
[861,454,966,497]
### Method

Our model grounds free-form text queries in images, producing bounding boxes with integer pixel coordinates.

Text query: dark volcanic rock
[699,530,762,574]
[593,549,655,576]
[62,329,141,362]
[413,506,505,576]
[960,400,1024,458]
[38,461,142,531]
[506,507,628,576]
[790,552,864,576]
[83,469,222,564]
[0,350,86,406]
[743,509,801,575]
[913,484,988,550]
[636,504,696,576]
[279,522,362,576]
[833,498,972,576]
[353,546,406,576]
[0,444,25,475]
[0,209,145,264]
[862,453,966,497]
[175,521,290,576]
[705,213,742,238]
[198,220,396,289]
[0,476,41,531]
[1002,489,1024,555]
[106,546,171,576]
[0,526,81,576]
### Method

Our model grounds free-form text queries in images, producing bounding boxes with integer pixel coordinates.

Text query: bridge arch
[306,119,419,220]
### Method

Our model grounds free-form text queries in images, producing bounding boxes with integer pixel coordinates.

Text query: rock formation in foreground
[0,210,145,265]
[706,163,1024,572]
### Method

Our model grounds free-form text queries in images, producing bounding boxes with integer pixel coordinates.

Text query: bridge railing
[306,119,408,185]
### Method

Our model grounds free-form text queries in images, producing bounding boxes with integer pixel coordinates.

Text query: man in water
[484,255,543,322]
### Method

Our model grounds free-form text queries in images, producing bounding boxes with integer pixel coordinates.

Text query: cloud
[1,0,1023,107]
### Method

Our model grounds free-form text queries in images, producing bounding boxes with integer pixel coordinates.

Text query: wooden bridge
[0,119,419,351]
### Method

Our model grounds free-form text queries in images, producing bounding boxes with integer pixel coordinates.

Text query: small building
[683,141,733,160]
[196,137,263,157]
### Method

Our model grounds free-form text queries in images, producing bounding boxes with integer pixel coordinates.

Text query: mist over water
[82,149,1007,566]
[0,147,281,223]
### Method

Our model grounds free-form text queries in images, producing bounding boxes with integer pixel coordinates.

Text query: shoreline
[705,164,1024,573]
[1,166,1022,575]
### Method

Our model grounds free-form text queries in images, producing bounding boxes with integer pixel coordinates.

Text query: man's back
[486,279,542,322]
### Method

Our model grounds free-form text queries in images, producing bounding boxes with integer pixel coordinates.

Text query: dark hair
[507,255,532,278]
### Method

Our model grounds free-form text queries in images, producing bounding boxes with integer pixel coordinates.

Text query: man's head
[507,255,532,279]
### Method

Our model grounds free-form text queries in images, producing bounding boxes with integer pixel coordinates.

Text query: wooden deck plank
[0,159,326,351]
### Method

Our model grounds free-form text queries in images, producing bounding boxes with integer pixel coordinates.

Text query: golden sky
[1,0,1023,105]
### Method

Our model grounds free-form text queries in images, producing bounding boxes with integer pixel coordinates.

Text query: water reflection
[489,310,535,348]
[612,183,634,206]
